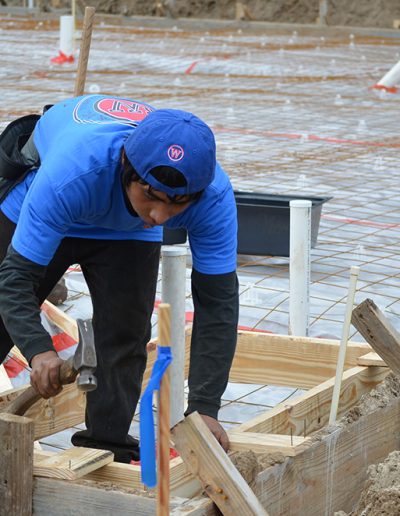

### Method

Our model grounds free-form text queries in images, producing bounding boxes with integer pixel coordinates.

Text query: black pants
[0,210,161,462]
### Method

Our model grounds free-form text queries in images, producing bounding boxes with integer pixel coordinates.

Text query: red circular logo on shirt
[96,99,153,124]
[168,145,184,162]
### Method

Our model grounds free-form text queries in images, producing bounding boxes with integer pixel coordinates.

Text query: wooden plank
[172,411,268,516]
[170,495,216,515]
[0,413,34,516]
[255,393,400,515]
[352,298,400,375]
[227,330,371,388]
[228,432,308,456]
[33,477,191,515]
[34,449,192,493]
[357,351,386,367]
[35,449,144,490]
[236,365,388,435]
[34,447,114,480]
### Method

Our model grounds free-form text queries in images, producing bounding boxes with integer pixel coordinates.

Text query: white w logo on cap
[168,144,184,162]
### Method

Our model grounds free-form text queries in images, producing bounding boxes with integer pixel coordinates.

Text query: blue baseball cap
[123,109,216,196]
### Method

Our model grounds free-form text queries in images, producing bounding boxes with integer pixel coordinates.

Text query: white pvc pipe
[319,0,328,24]
[71,0,76,52]
[329,266,360,425]
[376,60,400,89]
[289,200,312,337]
[161,246,187,428]
[60,15,74,56]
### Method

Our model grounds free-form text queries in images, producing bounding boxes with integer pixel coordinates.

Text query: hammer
[3,318,97,416]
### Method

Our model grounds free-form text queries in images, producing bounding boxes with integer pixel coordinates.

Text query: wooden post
[352,298,400,375]
[172,411,269,515]
[157,304,171,516]
[74,6,95,97]
[0,413,34,516]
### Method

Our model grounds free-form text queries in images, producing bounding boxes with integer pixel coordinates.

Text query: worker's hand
[200,414,230,452]
[30,350,64,399]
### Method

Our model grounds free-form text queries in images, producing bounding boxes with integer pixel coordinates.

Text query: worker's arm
[0,245,63,397]
[185,269,239,450]
[163,161,238,449]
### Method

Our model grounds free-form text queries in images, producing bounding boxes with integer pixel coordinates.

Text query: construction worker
[0,95,238,462]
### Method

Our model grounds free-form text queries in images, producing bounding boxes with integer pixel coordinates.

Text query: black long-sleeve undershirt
[186,269,239,419]
[0,245,54,363]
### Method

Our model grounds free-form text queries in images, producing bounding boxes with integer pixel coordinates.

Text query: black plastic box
[234,191,331,256]
[162,192,332,257]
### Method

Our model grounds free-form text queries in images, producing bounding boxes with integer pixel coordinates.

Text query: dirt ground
[352,452,400,516]
[335,452,400,516]
[6,0,400,28]
[122,0,400,29]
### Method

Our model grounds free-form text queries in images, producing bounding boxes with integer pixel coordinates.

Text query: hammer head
[73,319,97,392]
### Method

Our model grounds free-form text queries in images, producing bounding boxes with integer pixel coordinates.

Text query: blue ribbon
[140,345,173,488]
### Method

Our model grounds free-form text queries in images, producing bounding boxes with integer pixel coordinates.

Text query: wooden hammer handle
[2,356,77,416]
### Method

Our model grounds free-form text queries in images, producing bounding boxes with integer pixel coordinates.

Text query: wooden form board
[228,330,371,389]
[33,477,215,516]
[172,412,268,516]
[34,447,114,480]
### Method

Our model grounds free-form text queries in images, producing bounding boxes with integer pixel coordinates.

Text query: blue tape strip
[140,345,173,488]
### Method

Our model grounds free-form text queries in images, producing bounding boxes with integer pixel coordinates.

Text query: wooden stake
[0,413,34,516]
[157,303,171,516]
[329,265,359,425]
[352,298,400,375]
[74,6,95,97]
[172,411,269,515]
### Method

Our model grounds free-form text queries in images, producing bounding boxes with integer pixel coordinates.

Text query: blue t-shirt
[0,95,237,275]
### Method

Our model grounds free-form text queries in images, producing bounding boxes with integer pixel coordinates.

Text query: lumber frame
[2,304,392,514]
